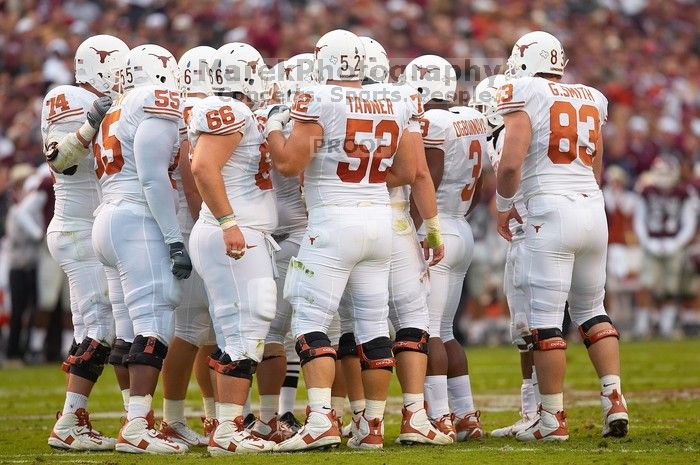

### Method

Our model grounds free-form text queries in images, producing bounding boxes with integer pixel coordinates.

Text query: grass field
[1,339,699,464]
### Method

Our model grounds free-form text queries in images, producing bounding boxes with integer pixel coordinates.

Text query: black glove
[87,95,113,129]
[169,242,192,280]
[44,141,77,175]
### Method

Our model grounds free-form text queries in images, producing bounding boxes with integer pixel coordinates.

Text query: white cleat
[250,417,295,444]
[396,407,453,445]
[347,415,384,450]
[160,420,207,447]
[274,407,341,452]
[341,420,353,438]
[515,408,569,442]
[491,412,539,438]
[48,408,116,451]
[601,390,629,438]
[116,411,188,454]
[208,416,275,455]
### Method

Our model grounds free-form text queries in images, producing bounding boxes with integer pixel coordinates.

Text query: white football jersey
[171,95,203,234]
[362,82,424,212]
[94,85,181,207]
[40,85,102,233]
[488,128,526,240]
[290,84,414,209]
[496,76,607,200]
[255,106,307,235]
[423,107,488,222]
[189,96,277,232]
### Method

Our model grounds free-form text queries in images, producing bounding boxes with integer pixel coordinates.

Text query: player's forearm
[410,169,438,219]
[191,158,233,219]
[268,132,306,177]
[178,144,202,221]
[496,164,520,199]
[46,120,95,173]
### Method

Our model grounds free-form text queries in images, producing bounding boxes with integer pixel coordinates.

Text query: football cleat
[347,415,384,450]
[278,411,302,433]
[208,416,275,455]
[430,414,456,441]
[396,407,453,445]
[601,390,628,438]
[243,413,257,430]
[341,420,353,438]
[250,417,295,443]
[490,411,539,438]
[202,417,218,437]
[453,410,483,441]
[116,411,187,454]
[159,420,207,447]
[515,408,569,442]
[274,407,341,452]
[48,408,116,451]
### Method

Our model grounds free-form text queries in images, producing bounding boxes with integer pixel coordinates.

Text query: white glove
[263,104,290,138]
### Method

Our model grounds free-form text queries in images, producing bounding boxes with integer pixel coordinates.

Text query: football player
[266,29,417,451]
[336,36,451,446]
[41,34,128,451]
[633,157,698,338]
[159,46,218,447]
[467,75,541,437]
[404,55,487,441]
[188,42,278,454]
[250,53,316,441]
[91,44,191,454]
[495,31,628,440]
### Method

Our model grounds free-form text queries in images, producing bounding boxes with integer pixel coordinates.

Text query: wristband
[264,119,284,138]
[217,214,238,230]
[76,120,97,148]
[496,191,515,212]
[424,215,443,248]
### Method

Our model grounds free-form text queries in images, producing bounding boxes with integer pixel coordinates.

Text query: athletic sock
[403,393,424,413]
[243,396,252,417]
[659,305,677,337]
[634,308,651,337]
[424,375,449,419]
[531,367,541,405]
[600,374,621,396]
[540,393,564,413]
[218,403,243,422]
[279,387,297,415]
[127,394,152,421]
[121,389,130,412]
[307,387,332,413]
[520,379,537,417]
[203,397,216,419]
[331,396,345,418]
[447,375,475,417]
[259,395,278,423]
[364,399,386,420]
[63,392,88,414]
[163,399,185,424]
[350,399,365,420]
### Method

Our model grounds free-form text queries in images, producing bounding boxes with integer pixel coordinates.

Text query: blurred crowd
[0,0,699,362]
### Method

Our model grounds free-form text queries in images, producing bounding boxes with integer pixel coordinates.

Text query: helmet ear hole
[521,64,527,70]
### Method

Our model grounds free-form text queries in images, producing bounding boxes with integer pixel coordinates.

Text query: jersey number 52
[337,118,399,184]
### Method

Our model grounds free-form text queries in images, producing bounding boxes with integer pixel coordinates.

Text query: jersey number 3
[548,101,600,166]
[337,118,399,184]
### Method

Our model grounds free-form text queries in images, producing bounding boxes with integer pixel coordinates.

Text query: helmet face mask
[506,31,568,80]
[121,44,179,92]
[178,46,216,96]
[314,29,366,84]
[468,74,506,134]
[75,35,129,97]
[402,55,457,104]
[268,53,316,103]
[214,43,267,104]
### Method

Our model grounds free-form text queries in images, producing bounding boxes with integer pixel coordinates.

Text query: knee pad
[337,333,357,359]
[393,328,429,355]
[208,347,223,370]
[68,338,110,383]
[578,315,619,348]
[357,337,395,371]
[295,332,336,366]
[215,353,257,380]
[62,339,80,373]
[531,328,567,351]
[124,335,168,370]
[108,339,132,367]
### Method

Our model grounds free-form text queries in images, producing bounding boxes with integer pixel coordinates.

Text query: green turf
[1,339,699,464]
